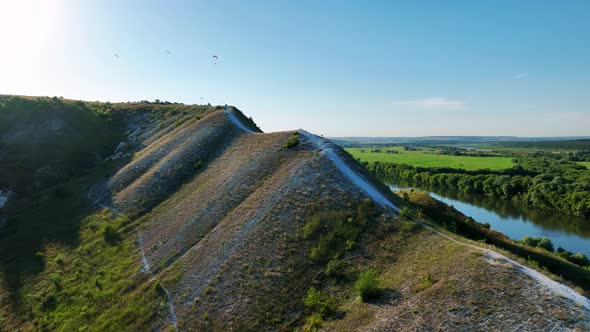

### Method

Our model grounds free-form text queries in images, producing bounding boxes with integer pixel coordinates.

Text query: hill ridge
[2,97,589,330]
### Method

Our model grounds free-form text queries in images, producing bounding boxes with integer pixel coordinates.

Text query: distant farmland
[345,147,515,170]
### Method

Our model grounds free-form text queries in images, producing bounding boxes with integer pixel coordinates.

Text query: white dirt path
[225,106,257,134]
[299,131,399,212]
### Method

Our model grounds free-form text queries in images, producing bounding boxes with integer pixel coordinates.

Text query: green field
[345,147,515,170]
[578,161,590,169]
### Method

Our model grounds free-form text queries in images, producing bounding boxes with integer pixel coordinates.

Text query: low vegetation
[1,204,166,330]
[413,273,434,292]
[284,131,300,149]
[517,235,590,268]
[303,200,377,262]
[519,236,554,252]
[304,287,337,317]
[355,269,381,301]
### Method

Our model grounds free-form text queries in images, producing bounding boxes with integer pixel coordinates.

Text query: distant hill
[496,139,590,150]
[331,136,590,147]
[1,96,589,330]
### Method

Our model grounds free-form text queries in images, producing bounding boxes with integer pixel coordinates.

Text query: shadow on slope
[0,97,213,318]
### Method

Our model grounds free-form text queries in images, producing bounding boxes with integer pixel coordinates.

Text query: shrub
[400,220,420,233]
[355,269,381,301]
[41,294,57,311]
[304,287,337,316]
[306,200,376,262]
[482,222,491,229]
[284,132,300,149]
[53,254,66,267]
[520,235,538,247]
[325,258,343,278]
[303,313,324,332]
[345,240,355,251]
[416,208,424,219]
[103,225,121,245]
[194,160,203,171]
[50,274,63,290]
[537,237,554,252]
[399,206,411,219]
[303,216,321,239]
[519,236,554,252]
[414,273,434,292]
[557,248,590,267]
[570,253,590,267]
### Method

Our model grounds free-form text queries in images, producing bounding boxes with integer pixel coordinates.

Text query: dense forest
[365,153,590,218]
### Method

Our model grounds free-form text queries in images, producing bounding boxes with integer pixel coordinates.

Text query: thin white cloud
[512,72,528,80]
[391,97,466,111]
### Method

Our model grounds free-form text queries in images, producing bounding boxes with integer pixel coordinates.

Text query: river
[384,178,590,257]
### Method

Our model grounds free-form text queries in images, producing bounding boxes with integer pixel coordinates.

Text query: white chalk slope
[225,106,257,134]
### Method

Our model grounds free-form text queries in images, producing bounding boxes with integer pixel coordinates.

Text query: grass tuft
[355,269,381,301]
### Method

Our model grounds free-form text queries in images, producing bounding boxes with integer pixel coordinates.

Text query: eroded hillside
[1,97,590,331]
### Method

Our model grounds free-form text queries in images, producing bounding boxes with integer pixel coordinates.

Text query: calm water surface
[385,179,590,257]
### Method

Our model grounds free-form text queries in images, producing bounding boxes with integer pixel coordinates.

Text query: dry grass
[326,226,590,331]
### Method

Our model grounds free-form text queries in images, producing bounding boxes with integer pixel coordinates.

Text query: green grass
[29,211,164,331]
[0,189,167,329]
[577,161,590,170]
[345,147,515,170]
[0,168,167,330]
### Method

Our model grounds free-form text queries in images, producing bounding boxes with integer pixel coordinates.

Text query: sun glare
[0,0,60,46]
[0,0,61,93]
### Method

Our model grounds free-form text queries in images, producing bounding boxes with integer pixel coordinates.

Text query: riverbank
[385,178,590,258]
[396,190,590,296]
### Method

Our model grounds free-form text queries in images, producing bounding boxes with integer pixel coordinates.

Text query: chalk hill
[0,96,589,331]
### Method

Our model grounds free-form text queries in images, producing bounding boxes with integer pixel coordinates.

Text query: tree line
[365,156,590,218]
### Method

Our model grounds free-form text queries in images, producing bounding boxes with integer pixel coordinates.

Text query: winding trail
[87,182,178,330]
[225,106,257,134]
[299,131,399,212]
[298,130,590,311]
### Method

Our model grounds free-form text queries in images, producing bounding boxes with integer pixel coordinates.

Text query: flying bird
[114,54,119,58]
[212,55,218,64]
[165,50,172,55]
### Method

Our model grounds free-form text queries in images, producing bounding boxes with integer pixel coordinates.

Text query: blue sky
[0,0,589,136]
